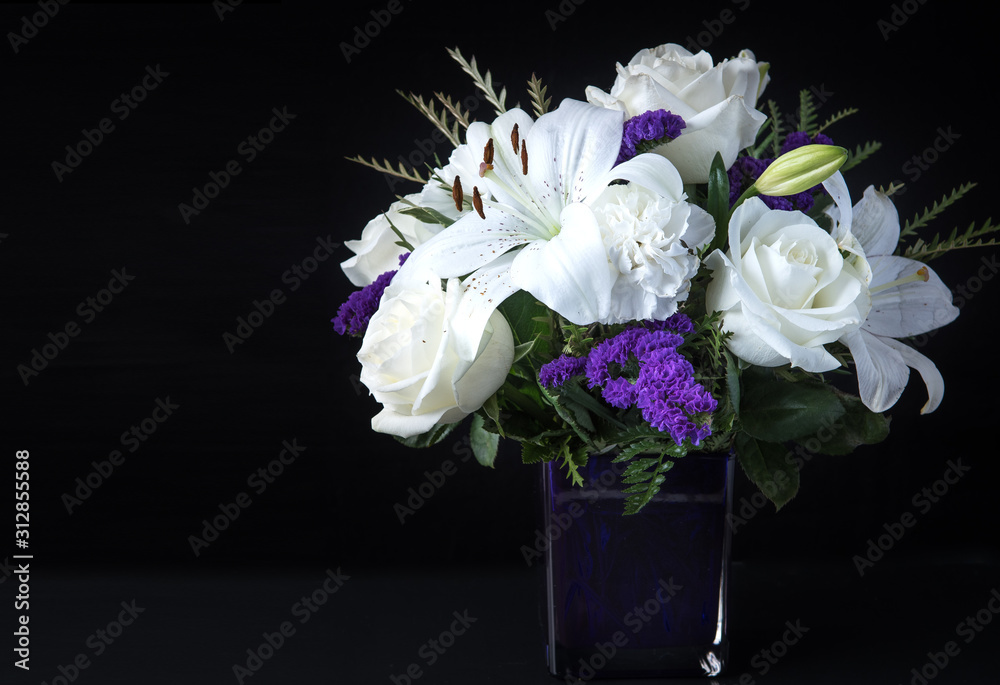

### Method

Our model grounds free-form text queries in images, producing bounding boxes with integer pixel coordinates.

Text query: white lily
[830,185,959,413]
[394,98,711,359]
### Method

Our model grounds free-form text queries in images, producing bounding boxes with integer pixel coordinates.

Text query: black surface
[2,2,998,683]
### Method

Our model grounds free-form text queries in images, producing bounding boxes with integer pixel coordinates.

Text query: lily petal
[880,335,946,414]
[509,202,614,324]
[465,108,537,211]
[865,255,959,337]
[526,99,623,218]
[597,152,685,202]
[851,186,900,257]
[451,251,519,361]
[394,208,536,282]
[842,328,909,413]
[823,171,853,246]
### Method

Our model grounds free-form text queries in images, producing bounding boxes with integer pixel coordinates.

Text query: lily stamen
[871,266,930,294]
[521,140,528,175]
[452,176,464,212]
[511,123,520,153]
[472,186,485,219]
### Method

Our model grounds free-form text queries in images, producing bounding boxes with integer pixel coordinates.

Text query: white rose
[585,44,768,184]
[358,274,514,438]
[341,146,486,287]
[340,193,442,287]
[705,197,870,372]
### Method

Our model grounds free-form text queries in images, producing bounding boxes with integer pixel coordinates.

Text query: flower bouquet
[335,42,997,676]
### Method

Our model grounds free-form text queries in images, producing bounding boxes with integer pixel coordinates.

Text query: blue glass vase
[542,451,734,679]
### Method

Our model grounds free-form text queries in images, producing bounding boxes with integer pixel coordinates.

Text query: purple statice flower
[332,252,410,336]
[761,194,795,211]
[729,150,822,212]
[583,326,716,445]
[332,269,395,336]
[616,109,686,165]
[728,156,768,205]
[539,355,588,389]
[780,130,834,155]
[643,312,695,335]
[585,327,649,408]
[635,346,718,446]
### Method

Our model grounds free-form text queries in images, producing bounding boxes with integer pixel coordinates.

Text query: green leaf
[623,472,669,515]
[521,441,547,464]
[558,380,627,430]
[725,350,740,416]
[706,151,731,255]
[469,414,500,468]
[740,372,846,443]
[734,432,799,510]
[481,393,503,437]
[611,440,664,463]
[395,422,458,448]
[512,340,535,364]
[798,390,890,455]
[396,204,455,228]
[498,290,551,354]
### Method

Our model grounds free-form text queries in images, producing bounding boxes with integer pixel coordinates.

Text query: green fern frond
[396,90,462,148]
[840,141,882,172]
[815,107,859,134]
[434,91,473,130]
[767,99,784,158]
[902,218,1000,262]
[750,118,776,159]
[447,47,508,117]
[344,154,427,184]
[798,89,818,134]
[899,183,977,239]
[527,73,552,118]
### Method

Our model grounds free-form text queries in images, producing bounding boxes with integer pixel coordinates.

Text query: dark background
[2,1,998,683]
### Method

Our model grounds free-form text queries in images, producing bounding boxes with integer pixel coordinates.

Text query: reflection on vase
[542,451,734,679]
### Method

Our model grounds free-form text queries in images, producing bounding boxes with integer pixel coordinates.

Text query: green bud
[752,144,848,196]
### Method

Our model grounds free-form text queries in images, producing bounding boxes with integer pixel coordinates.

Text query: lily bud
[753,144,848,197]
